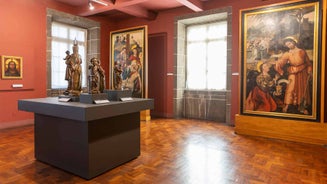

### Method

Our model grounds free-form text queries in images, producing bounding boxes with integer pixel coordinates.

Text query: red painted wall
[0,0,49,123]
[0,0,113,125]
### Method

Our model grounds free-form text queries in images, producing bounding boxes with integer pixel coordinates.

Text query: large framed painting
[240,0,324,121]
[1,55,23,79]
[110,26,147,98]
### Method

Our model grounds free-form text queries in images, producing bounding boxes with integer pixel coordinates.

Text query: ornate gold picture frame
[240,0,323,121]
[110,26,147,98]
[1,55,23,79]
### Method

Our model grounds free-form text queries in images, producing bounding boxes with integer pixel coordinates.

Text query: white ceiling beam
[176,0,203,12]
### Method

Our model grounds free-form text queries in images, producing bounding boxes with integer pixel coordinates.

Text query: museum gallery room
[1,0,327,183]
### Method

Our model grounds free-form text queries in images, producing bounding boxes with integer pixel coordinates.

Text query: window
[186,21,227,90]
[51,22,87,89]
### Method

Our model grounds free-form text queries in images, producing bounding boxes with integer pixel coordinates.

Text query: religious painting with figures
[110,26,147,98]
[1,55,23,79]
[240,0,323,121]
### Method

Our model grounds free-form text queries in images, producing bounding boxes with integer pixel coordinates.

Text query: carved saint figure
[113,61,123,90]
[88,57,106,94]
[63,40,82,96]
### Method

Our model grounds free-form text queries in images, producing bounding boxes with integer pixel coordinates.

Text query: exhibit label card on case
[58,98,71,102]
[94,99,110,104]
[120,97,133,101]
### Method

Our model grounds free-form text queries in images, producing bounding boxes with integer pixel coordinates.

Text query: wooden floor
[1,118,327,183]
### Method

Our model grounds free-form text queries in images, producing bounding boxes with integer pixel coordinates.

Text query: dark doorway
[148,33,167,117]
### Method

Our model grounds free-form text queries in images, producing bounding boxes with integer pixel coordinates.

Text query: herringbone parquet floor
[1,118,327,183]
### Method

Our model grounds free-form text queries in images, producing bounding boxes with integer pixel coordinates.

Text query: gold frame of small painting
[1,55,23,79]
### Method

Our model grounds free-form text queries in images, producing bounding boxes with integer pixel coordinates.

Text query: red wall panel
[0,0,79,124]
[0,0,47,123]
[0,0,114,125]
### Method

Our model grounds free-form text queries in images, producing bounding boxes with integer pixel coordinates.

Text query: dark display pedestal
[104,89,132,101]
[58,95,79,102]
[18,97,154,179]
[79,93,109,104]
[34,112,139,180]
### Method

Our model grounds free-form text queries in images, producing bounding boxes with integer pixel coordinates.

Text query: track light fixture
[92,0,109,6]
[88,0,109,10]
[88,1,94,10]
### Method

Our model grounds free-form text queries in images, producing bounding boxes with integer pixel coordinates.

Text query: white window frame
[51,22,87,89]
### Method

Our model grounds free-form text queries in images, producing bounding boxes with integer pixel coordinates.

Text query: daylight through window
[51,22,87,89]
[186,21,227,90]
